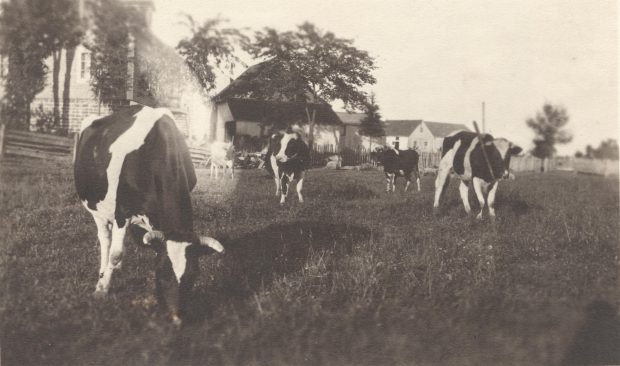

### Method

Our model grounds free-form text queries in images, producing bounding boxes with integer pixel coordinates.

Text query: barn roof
[336,112,366,125]
[226,98,342,125]
[384,120,423,136]
[425,121,471,137]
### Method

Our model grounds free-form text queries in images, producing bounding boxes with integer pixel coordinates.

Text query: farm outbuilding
[384,120,470,152]
[208,97,343,151]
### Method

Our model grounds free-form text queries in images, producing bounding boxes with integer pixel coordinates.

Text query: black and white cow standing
[265,129,310,204]
[379,147,421,192]
[74,105,224,324]
[433,130,522,220]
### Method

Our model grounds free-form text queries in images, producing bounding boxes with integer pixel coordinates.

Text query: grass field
[1,159,618,365]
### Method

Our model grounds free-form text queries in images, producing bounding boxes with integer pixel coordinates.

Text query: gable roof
[336,112,366,125]
[226,98,342,126]
[424,121,470,137]
[212,62,269,103]
[384,120,423,136]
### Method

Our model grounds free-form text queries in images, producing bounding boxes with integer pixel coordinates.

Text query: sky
[151,0,618,155]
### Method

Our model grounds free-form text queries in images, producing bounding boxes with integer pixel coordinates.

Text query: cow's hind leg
[487,181,499,220]
[415,170,421,191]
[296,171,305,203]
[280,175,289,204]
[433,169,450,210]
[95,220,127,297]
[93,216,112,296]
[459,180,471,214]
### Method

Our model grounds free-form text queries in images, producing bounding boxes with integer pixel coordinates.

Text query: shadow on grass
[563,300,620,365]
[186,221,372,322]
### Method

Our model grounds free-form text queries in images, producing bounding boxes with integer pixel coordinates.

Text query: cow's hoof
[432,207,441,216]
[93,289,108,300]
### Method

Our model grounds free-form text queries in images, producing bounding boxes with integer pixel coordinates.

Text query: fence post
[72,132,79,163]
[0,123,5,160]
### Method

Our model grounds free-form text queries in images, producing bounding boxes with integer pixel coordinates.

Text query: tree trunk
[52,50,62,128]
[540,158,545,172]
[62,46,77,131]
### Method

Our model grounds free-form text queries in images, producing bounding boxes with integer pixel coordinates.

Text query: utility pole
[481,101,486,133]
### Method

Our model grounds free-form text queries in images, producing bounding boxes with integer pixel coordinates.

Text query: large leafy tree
[0,0,49,129]
[357,92,384,151]
[88,0,146,106]
[526,103,572,171]
[242,22,376,110]
[176,16,248,95]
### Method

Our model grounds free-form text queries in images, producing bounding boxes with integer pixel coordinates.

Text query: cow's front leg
[404,172,411,192]
[472,178,487,220]
[459,180,471,214]
[487,181,499,220]
[296,172,304,203]
[280,175,289,204]
[95,220,127,297]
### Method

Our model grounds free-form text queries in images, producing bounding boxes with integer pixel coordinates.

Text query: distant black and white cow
[433,130,522,220]
[74,105,224,324]
[265,129,310,204]
[379,147,421,192]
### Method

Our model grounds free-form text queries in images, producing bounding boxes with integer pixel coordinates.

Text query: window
[413,141,417,147]
[80,52,91,79]
[395,136,399,140]
[420,126,423,133]
[424,141,428,147]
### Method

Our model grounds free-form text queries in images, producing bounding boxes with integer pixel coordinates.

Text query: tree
[0,0,49,129]
[88,0,146,106]
[39,0,83,128]
[583,139,619,160]
[242,22,376,111]
[526,103,572,171]
[357,93,384,151]
[176,16,248,96]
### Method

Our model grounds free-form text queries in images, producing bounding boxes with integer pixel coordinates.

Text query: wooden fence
[1,128,616,177]
[0,128,75,161]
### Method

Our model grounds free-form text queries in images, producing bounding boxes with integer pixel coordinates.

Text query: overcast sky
[151,0,617,154]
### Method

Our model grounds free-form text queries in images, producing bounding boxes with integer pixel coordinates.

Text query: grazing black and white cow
[74,105,224,324]
[379,147,421,192]
[265,129,309,204]
[433,130,522,220]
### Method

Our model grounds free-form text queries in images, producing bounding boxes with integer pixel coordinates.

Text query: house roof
[226,98,342,126]
[336,111,366,125]
[212,62,269,103]
[424,121,470,137]
[384,120,423,136]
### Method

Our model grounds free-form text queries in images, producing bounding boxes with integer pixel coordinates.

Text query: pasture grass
[1,159,618,365]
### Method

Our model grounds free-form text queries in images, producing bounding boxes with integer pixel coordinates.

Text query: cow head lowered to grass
[433,130,522,220]
[74,105,224,324]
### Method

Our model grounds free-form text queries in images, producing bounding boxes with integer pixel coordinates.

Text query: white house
[384,120,470,152]
[336,111,383,151]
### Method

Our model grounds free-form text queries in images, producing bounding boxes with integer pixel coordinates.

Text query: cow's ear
[510,145,523,155]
